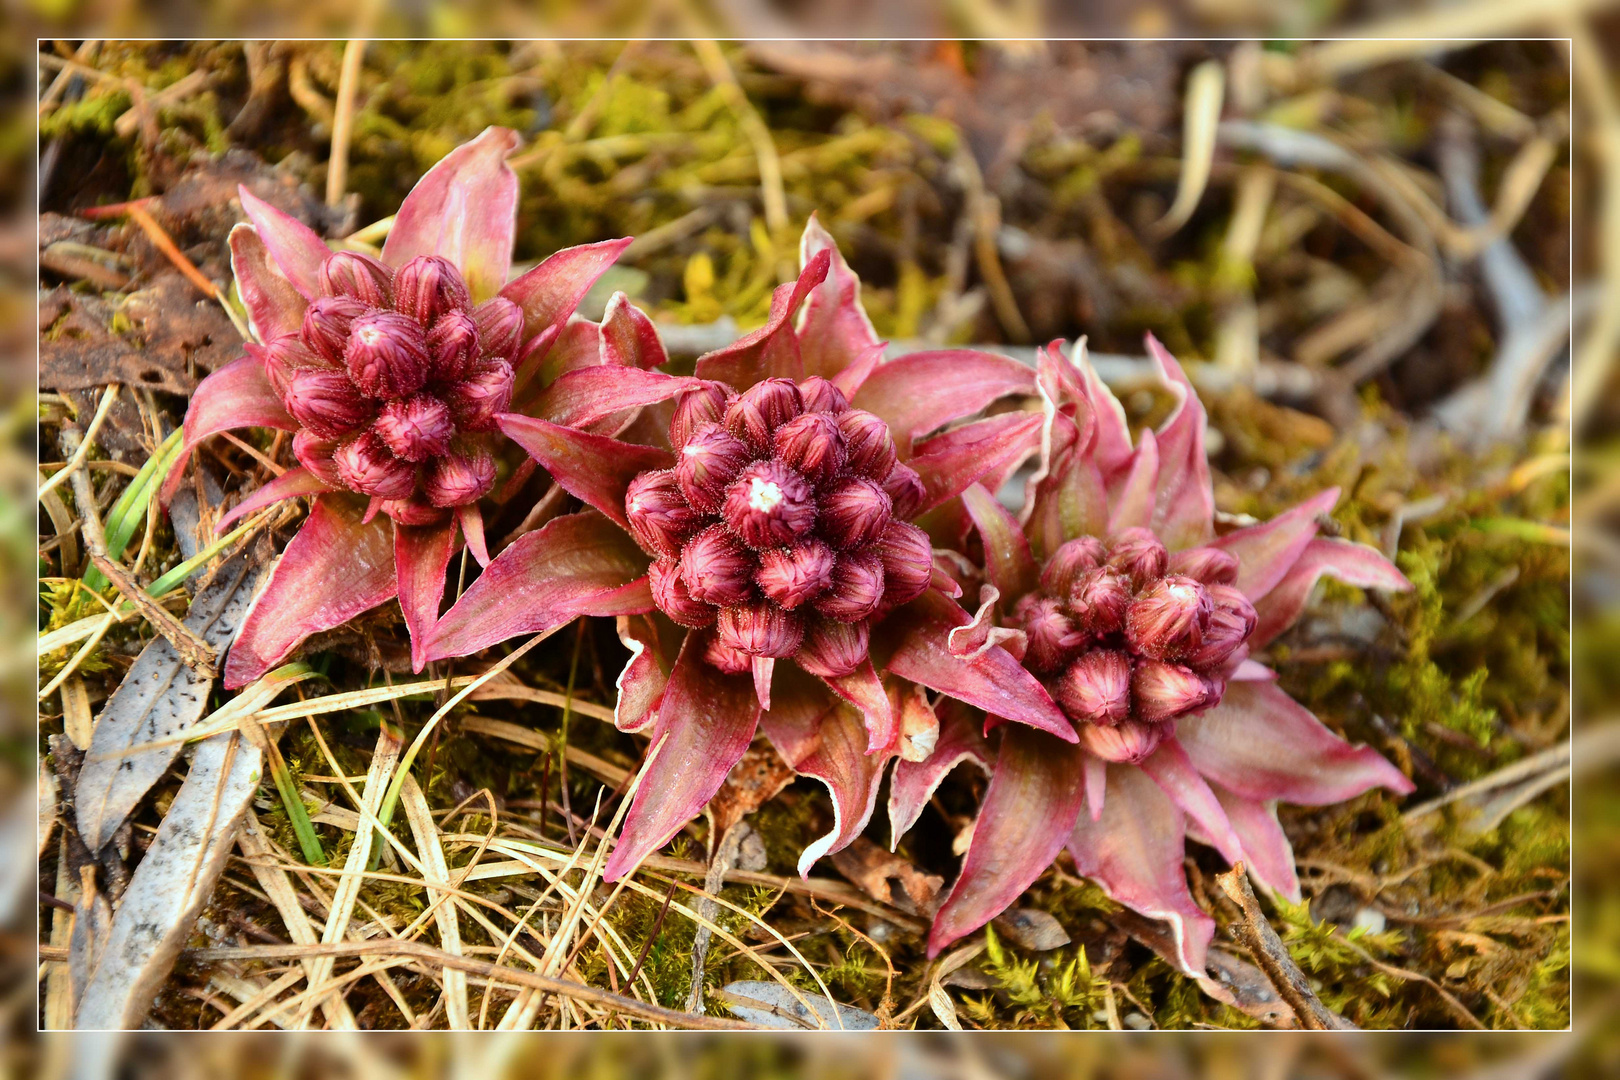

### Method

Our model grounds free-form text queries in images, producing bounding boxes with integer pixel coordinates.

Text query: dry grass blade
[399,775,470,1030]
[1151,59,1224,239]
[36,385,119,503]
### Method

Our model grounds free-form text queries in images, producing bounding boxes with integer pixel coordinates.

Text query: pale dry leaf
[829,836,943,912]
[992,907,1071,952]
[37,761,59,861]
[928,980,962,1031]
[61,677,93,751]
[718,980,880,1031]
[400,774,470,1031]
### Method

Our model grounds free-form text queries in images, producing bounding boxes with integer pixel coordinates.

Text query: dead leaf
[709,742,796,835]
[829,836,943,912]
[61,678,94,750]
[717,980,880,1031]
[928,980,963,1030]
[992,907,1072,952]
[38,760,59,861]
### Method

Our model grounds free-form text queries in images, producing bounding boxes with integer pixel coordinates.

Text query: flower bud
[755,539,835,610]
[442,359,514,431]
[262,335,324,398]
[798,375,849,415]
[836,409,898,479]
[1126,575,1212,662]
[346,311,431,399]
[373,393,455,463]
[1054,649,1132,726]
[472,296,524,360]
[1079,718,1168,765]
[301,295,369,363]
[427,310,480,382]
[670,382,731,446]
[625,469,700,557]
[1040,536,1109,597]
[875,521,934,606]
[1014,595,1087,674]
[881,462,926,520]
[319,250,393,307]
[819,477,892,550]
[680,524,758,607]
[717,601,805,659]
[292,429,343,487]
[650,557,717,628]
[285,368,374,438]
[723,460,816,549]
[773,412,846,485]
[724,378,803,450]
[812,550,886,622]
[379,496,450,527]
[333,431,417,499]
[422,447,496,507]
[1185,584,1257,670]
[1133,659,1218,724]
[797,617,869,678]
[675,423,752,513]
[701,631,754,674]
[1168,546,1240,587]
[1107,527,1168,587]
[394,255,470,325]
[1070,567,1132,636]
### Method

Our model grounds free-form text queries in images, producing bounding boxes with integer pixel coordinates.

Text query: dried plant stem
[37,384,119,503]
[327,40,366,207]
[1214,862,1354,1031]
[693,40,787,237]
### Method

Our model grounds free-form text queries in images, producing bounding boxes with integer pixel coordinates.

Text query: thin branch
[1214,862,1356,1031]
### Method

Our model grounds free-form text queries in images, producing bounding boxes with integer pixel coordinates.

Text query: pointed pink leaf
[532,366,702,429]
[829,340,887,398]
[820,659,896,755]
[909,411,1043,514]
[383,126,520,301]
[215,466,330,534]
[1251,537,1413,649]
[1138,736,1244,866]
[237,186,330,299]
[1068,764,1215,977]
[600,291,670,369]
[396,517,458,672]
[1107,426,1159,535]
[961,483,1036,599]
[752,657,775,711]
[888,699,991,843]
[761,670,889,876]
[1211,487,1341,601]
[224,495,396,688]
[694,250,830,388]
[927,726,1087,956]
[496,414,673,528]
[604,636,761,881]
[1176,681,1415,805]
[946,584,1028,662]
[795,214,880,380]
[502,237,635,343]
[513,316,601,404]
[1211,786,1300,903]
[853,350,1037,456]
[614,614,671,734]
[1144,334,1215,549]
[229,224,307,340]
[421,510,651,662]
[162,352,296,504]
[1231,659,1277,682]
[1083,752,1107,820]
[457,504,489,568]
[881,590,1075,742]
[1075,345,1134,480]
[571,576,656,617]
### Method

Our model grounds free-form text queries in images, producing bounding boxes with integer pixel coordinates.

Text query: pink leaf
[383,126,520,302]
[613,614,671,734]
[853,350,1035,456]
[531,366,701,429]
[161,352,296,504]
[1107,426,1158,535]
[1211,487,1341,601]
[457,503,489,568]
[1138,736,1245,866]
[224,495,396,688]
[237,186,331,299]
[396,517,458,672]
[229,224,307,340]
[496,414,673,528]
[1143,334,1215,549]
[1251,537,1412,649]
[819,659,896,755]
[1175,681,1415,805]
[1074,345,1134,480]
[795,214,880,380]
[215,466,330,534]
[1230,659,1277,682]
[909,412,1043,514]
[881,590,1075,742]
[829,340,887,399]
[761,671,889,876]
[1068,764,1216,977]
[946,585,1028,662]
[927,726,1087,956]
[694,250,830,388]
[502,238,635,345]
[600,291,670,369]
[1211,786,1300,903]
[421,510,651,662]
[604,636,761,881]
[513,316,598,401]
[961,483,1036,599]
[752,656,775,710]
[888,699,991,843]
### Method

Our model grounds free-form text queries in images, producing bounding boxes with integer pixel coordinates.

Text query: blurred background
[6,0,1609,1070]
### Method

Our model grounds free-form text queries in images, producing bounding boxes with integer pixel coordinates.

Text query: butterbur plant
[914,338,1417,973]
[164,127,660,687]
[422,219,1079,882]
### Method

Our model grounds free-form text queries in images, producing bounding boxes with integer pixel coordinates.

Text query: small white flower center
[358,326,386,347]
[1168,582,1198,603]
[747,477,785,513]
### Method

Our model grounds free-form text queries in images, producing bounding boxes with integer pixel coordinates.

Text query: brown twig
[327,40,367,207]
[1214,862,1356,1031]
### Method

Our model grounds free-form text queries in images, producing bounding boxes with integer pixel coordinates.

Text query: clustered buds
[1010,534,1257,764]
[631,377,936,677]
[271,251,523,522]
